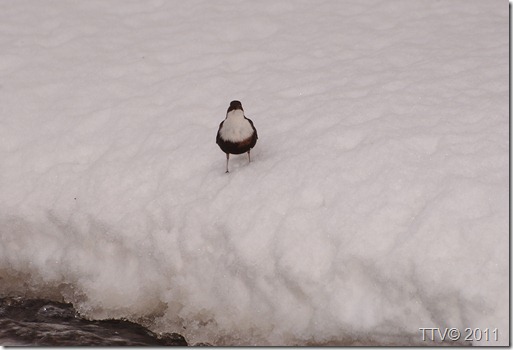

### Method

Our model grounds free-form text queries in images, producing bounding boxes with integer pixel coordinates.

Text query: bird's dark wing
[246,117,258,140]
[216,121,224,145]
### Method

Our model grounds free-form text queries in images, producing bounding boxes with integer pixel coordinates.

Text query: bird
[216,100,258,173]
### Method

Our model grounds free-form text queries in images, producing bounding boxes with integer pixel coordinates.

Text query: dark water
[0,297,188,346]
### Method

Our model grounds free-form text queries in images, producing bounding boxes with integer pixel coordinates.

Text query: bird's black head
[227,100,243,113]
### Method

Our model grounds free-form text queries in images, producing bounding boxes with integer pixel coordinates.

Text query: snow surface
[0,0,508,346]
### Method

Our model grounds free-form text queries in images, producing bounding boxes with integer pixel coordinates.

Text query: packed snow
[0,0,508,346]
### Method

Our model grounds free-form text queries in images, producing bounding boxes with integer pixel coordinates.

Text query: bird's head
[227,100,243,113]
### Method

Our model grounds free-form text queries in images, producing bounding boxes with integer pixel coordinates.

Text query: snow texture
[0,0,508,346]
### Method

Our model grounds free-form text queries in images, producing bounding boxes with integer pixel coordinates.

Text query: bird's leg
[225,153,230,173]
[248,150,251,163]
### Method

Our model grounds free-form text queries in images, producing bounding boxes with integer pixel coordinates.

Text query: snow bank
[0,0,508,345]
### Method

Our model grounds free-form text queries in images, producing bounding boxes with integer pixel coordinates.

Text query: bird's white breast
[220,110,254,142]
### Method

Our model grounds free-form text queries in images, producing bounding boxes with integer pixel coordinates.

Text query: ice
[0,0,508,346]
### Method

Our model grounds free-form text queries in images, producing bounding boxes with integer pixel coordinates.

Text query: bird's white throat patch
[220,109,254,142]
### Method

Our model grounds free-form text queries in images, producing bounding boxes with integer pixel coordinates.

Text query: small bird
[216,100,258,173]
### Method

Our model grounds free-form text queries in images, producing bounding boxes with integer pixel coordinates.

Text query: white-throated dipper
[216,100,258,173]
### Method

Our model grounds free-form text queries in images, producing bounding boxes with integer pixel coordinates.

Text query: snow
[0,0,508,346]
